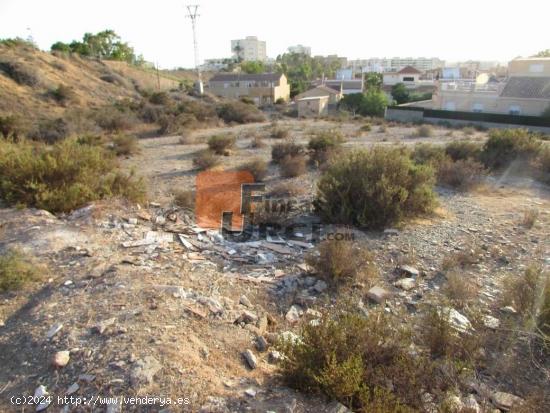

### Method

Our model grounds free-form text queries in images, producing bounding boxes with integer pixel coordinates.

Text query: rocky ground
[0,119,549,412]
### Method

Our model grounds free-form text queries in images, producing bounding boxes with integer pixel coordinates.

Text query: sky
[0,0,548,69]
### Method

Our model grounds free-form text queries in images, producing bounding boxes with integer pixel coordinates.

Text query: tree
[50,41,71,53]
[533,49,550,57]
[360,90,388,117]
[240,61,265,74]
[364,73,382,91]
[391,83,410,104]
[340,93,366,116]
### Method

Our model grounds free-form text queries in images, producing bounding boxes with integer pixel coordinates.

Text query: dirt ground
[1,118,549,412]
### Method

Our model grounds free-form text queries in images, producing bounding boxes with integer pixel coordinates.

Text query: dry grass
[173,189,195,210]
[521,208,539,229]
[239,158,268,181]
[268,182,306,197]
[207,134,236,155]
[279,154,307,178]
[306,239,377,288]
[441,248,480,271]
[192,150,220,171]
[0,249,44,292]
[414,124,434,137]
[442,271,479,309]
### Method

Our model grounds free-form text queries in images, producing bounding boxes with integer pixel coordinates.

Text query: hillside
[0,42,180,122]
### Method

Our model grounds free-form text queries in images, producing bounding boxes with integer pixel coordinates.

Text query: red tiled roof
[398,66,422,75]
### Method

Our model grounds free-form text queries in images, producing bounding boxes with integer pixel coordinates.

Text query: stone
[268,350,282,363]
[242,349,258,369]
[52,350,70,368]
[130,356,162,386]
[462,395,481,413]
[78,374,96,383]
[326,401,352,413]
[491,391,524,411]
[312,279,328,293]
[92,317,116,334]
[394,277,416,290]
[443,308,473,332]
[256,336,269,352]
[367,286,391,304]
[244,388,257,397]
[46,322,63,339]
[137,211,152,221]
[127,217,138,225]
[198,297,224,315]
[66,383,79,395]
[239,295,252,308]
[238,310,258,324]
[500,306,517,314]
[399,265,420,276]
[384,228,400,236]
[34,385,50,412]
[443,394,463,412]
[285,304,304,324]
[483,315,500,329]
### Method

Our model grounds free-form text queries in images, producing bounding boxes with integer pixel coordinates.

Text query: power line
[186,4,203,94]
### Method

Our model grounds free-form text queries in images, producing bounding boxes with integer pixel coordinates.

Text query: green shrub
[279,154,307,177]
[315,147,436,229]
[192,149,220,170]
[207,134,236,155]
[139,103,166,123]
[411,143,446,167]
[279,307,432,411]
[0,59,40,86]
[271,141,304,163]
[149,91,171,105]
[216,101,266,124]
[481,129,542,169]
[0,249,43,292]
[503,265,544,317]
[240,158,268,181]
[306,239,377,288]
[414,124,434,137]
[173,189,195,209]
[0,114,28,141]
[0,138,146,213]
[444,140,482,161]
[308,130,344,166]
[109,134,139,156]
[437,158,486,191]
[50,84,78,105]
[158,113,198,135]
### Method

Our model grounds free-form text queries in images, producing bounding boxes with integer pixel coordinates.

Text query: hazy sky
[1,0,548,69]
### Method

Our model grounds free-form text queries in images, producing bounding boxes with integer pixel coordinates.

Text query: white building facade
[231,36,267,62]
[288,44,311,56]
[349,57,445,73]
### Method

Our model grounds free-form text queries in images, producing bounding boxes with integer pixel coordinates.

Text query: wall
[508,59,550,76]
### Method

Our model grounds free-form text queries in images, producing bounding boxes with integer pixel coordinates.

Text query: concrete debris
[443,308,473,333]
[130,356,162,386]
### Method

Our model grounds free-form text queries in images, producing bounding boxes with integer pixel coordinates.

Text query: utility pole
[186,4,203,95]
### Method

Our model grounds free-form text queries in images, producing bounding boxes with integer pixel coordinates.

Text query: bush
[139,103,166,123]
[481,129,542,169]
[240,158,268,181]
[308,130,344,166]
[444,140,482,161]
[279,307,432,411]
[108,134,139,156]
[437,158,486,191]
[99,73,127,87]
[207,134,236,155]
[268,182,306,197]
[94,107,137,132]
[533,145,550,184]
[0,138,146,213]
[216,101,266,124]
[442,271,479,310]
[522,208,539,229]
[50,84,78,105]
[0,59,40,86]
[271,141,304,163]
[0,114,28,141]
[279,154,307,178]
[315,147,436,229]
[192,149,220,170]
[173,189,195,209]
[271,127,289,139]
[503,265,544,317]
[149,91,171,105]
[0,249,43,292]
[306,239,377,288]
[250,135,265,148]
[158,113,198,135]
[414,124,434,137]
[30,118,71,143]
[360,123,372,132]
[411,143,446,167]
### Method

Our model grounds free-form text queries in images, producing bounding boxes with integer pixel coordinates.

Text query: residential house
[383,66,423,86]
[207,73,290,105]
[432,57,550,116]
[312,79,363,95]
[295,85,343,117]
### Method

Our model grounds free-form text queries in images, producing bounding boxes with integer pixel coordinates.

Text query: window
[509,105,521,115]
[472,103,484,113]
[529,64,543,73]
[444,101,456,111]
[402,76,414,82]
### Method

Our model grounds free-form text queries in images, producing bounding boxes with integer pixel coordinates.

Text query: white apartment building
[288,44,311,56]
[231,36,267,62]
[349,57,445,73]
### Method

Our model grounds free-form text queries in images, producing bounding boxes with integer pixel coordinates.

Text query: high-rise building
[231,36,267,62]
[349,57,445,73]
[288,44,311,56]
